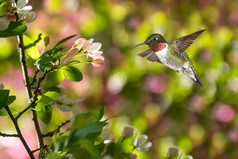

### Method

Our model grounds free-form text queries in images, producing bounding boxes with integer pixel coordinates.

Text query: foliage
[1,0,238,159]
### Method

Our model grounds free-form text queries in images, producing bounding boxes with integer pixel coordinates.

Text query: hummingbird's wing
[137,49,153,57]
[147,53,161,63]
[175,29,206,57]
[137,49,161,63]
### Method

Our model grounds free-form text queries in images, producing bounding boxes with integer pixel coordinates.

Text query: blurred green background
[1,0,238,158]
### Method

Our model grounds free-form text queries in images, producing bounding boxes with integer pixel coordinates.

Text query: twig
[4,106,34,159]
[16,70,51,120]
[32,145,47,153]
[25,33,42,49]
[0,132,18,137]
[32,148,41,154]
[42,120,70,137]
[16,102,35,120]
[30,70,40,86]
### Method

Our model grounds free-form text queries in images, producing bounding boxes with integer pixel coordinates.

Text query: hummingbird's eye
[152,37,158,42]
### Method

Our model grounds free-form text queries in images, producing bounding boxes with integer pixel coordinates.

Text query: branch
[0,132,18,137]
[15,102,35,120]
[16,70,52,120]
[30,70,40,86]
[25,33,42,49]
[17,22,44,148]
[32,145,47,154]
[42,120,70,137]
[4,106,34,159]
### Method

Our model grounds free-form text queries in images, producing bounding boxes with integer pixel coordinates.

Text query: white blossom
[11,0,36,23]
[133,133,152,152]
[12,0,32,14]
[0,17,10,31]
[100,130,113,144]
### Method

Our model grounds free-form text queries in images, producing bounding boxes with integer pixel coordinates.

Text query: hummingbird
[132,29,206,87]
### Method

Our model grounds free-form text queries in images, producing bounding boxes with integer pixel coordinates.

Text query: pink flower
[69,38,104,67]
[214,104,235,123]
[91,54,105,67]
[74,38,87,50]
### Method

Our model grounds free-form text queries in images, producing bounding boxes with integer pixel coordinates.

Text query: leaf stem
[4,106,34,159]
[42,120,70,137]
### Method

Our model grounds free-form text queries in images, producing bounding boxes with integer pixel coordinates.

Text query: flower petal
[18,5,32,14]
[0,18,10,31]
[17,0,29,8]
[137,141,152,152]
[74,38,86,49]
[85,43,101,52]
[23,11,36,23]
[137,135,148,147]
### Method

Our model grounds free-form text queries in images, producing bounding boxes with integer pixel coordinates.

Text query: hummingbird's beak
[130,42,146,49]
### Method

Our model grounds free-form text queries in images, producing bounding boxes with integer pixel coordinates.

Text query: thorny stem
[4,106,34,159]
[42,120,70,137]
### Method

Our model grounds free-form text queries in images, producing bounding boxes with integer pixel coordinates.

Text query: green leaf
[0,107,17,116]
[44,70,65,89]
[0,89,9,109]
[66,121,107,147]
[6,95,16,105]
[23,35,40,60]
[47,152,64,159]
[35,90,60,111]
[62,66,83,82]
[54,34,77,48]
[35,95,51,111]
[71,110,99,130]
[72,148,93,159]
[0,21,27,37]
[0,1,7,7]
[44,91,61,100]
[98,106,106,121]
[35,56,54,71]
[79,139,101,157]
[36,105,52,124]
[62,60,81,67]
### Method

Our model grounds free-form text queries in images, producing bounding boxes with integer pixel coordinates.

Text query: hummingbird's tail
[192,73,203,88]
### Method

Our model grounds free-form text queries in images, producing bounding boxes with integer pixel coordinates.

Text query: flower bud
[5,13,16,21]
[129,153,138,159]
[184,155,193,159]
[100,130,113,144]
[44,36,50,47]
[0,83,4,90]
[167,147,179,158]
[103,155,113,159]
[122,126,134,137]
[91,54,105,67]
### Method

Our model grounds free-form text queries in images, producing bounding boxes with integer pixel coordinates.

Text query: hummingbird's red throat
[150,43,166,52]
